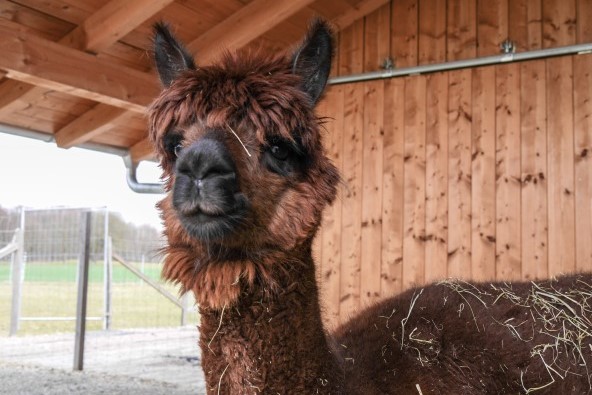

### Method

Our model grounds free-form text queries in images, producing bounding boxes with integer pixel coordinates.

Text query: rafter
[54,105,129,148]
[187,0,315,64]
[64,0,175,53]
[0,19,157,113]
[332,0,391,31]
[0,0,172,146]
[130,138,155,163]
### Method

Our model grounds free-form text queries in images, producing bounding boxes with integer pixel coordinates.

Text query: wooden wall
[314,0,592,326]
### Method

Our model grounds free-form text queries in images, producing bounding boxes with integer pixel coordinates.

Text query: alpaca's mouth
[175,195,249,242]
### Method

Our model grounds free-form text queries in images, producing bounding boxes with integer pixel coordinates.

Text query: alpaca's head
[148,20,339,306]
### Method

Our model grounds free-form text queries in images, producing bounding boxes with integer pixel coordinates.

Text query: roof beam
[130,138,155,163]
[0,19,157,113]
[332,0,391,31]
[64,0,175,53]
[54,104,129,148]
[187,0,315,64]
[0,0,171,145]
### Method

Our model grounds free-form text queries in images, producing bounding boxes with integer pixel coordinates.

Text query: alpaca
[149,20,592,394]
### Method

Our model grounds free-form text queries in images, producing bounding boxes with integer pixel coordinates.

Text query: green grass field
[0,261,198,336]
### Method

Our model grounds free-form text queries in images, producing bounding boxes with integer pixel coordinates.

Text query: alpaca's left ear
[153,22,196,87]
[291,19,334,105]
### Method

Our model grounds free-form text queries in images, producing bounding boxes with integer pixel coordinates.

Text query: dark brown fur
[149,21,592,394]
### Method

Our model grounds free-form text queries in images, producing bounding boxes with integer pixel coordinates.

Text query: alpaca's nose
[176,137,236,183]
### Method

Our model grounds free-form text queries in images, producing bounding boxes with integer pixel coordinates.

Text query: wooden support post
[74,211,91,371]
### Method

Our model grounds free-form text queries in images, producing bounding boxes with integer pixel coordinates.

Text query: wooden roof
[0,0,388,163]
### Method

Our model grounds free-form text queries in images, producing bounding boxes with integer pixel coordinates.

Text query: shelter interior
[2,0,592,326]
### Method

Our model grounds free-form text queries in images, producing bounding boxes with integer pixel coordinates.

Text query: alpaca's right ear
[153,22,196,87]
[291,19,334,105]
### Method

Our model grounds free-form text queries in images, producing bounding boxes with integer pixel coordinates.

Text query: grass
[0,261,198,336]
[0,261,162,283]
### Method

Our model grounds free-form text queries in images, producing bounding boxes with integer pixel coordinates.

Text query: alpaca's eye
[174,144,184,157]
[270,144,289,160]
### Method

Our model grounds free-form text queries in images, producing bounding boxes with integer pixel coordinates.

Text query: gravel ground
[0,362,198,395]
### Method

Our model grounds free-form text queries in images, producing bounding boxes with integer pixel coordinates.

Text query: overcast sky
[0,132,164,230]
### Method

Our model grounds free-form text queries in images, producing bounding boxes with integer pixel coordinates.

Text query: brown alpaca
[149,20,592,394]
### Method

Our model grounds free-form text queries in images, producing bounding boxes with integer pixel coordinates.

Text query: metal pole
[328,42,592,85]
[102,209,111,330]
[9,208,25,336]
[74,211,91,371]
[105,237,113,330]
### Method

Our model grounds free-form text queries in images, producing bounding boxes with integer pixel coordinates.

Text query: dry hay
[438,277,592,393]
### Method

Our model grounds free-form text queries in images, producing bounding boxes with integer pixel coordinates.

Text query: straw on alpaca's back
[336,274,592,394]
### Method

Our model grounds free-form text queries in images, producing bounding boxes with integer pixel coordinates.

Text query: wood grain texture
[477,0,508,56]
[361,80,384,306]
[471,66,496,281]
[447,69,472,279]
[402,75,426,290]
[446,0,477,61]
[520,60,548,280]
[425,72,448,283]
[418,0,446,64]
[495,64,521,281]
[573,54,592,272]
[546,56,575,276]
[381,78,405,296]
[391,0,418,68]
[339,82,364,320]
[542,0,576,48]
[363,3,391,73]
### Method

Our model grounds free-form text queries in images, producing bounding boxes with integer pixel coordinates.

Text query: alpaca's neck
[196,245,343,394]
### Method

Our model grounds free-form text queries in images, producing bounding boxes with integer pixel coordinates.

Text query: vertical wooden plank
[495,64,521,281]
[402,75,426,290]
[477,0,508,56]
[338,19,365,76]
[319,86,344,325]
[425,72,448,283]
[546,56,575,276]
[363,3,391,73]
[382,78,405,296]
[361,80,384,306]
[418,0,446,64]
[574,54,592,272]
[339,82,364,320]
[542,0,576,48]
[391,0,418,68]
[471,66,496,281]
[526,0,543,50]
[508,0,528,52]
[576,0,592,44]
[447,69,472,279]
[447,0,477,61]
[520,60,548,280]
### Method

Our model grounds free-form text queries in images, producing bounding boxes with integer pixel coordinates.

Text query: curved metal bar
[123,155,165,194]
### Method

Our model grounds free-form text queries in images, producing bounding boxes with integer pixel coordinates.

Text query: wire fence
[0,207,202,392]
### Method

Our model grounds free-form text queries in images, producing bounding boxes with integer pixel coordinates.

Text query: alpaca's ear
[291,19,334,105]
[153,22,196,87]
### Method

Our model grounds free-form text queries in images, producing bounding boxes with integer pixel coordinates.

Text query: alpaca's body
[337,274,592,394]
[148,19,592,394]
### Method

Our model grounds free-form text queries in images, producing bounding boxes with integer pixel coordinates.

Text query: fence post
[74,211,91,371]
[104,237,113,330]
[9,208,25,336]
[103,210,111,330]
[181,293,192,326]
